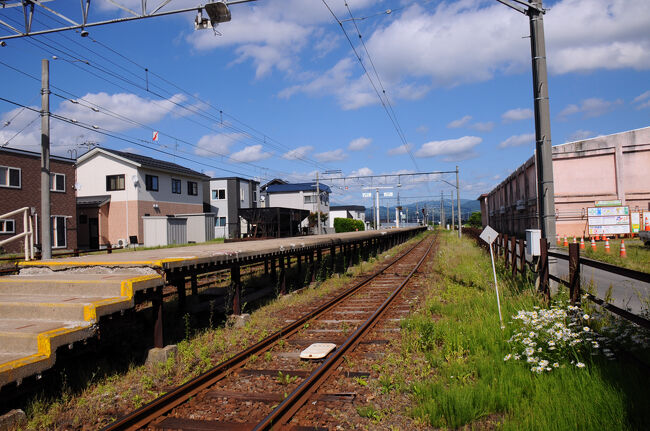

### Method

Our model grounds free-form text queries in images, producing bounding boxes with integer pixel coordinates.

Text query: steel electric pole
[40,59,51,259]
[498,0,556,240]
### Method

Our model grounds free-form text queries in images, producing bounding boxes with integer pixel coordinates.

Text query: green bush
[334,218,365,233]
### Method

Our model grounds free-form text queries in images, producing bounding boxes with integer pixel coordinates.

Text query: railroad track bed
[108,233,436,431]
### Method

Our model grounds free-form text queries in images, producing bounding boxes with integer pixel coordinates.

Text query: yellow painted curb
[0,273,163,377]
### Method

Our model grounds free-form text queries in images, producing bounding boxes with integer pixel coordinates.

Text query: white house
[76,148,209,248]
[206,177,260,239]
[261,181,331,232]
[329,205,366,228]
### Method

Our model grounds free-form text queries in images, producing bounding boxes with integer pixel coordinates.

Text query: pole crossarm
[0,0,256,40]
[495,0,544,15]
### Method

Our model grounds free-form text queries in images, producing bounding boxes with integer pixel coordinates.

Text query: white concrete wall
[135,168,204,206]
[208,179,229,223]
[76,152,139,202]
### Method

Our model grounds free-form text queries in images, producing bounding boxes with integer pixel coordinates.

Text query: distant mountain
[331,199,480,224]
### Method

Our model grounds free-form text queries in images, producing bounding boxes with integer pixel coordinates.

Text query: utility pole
[40,59,51,259]
[316,172,321,235]
[375,188,380,229]
[440,191,444,228]
[450,191,455,232]
[529,0,556,241]
[498,0,556,240]
[456,165,462,238]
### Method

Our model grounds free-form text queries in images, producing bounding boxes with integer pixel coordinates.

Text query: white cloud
[415,136,482,158]
[348,137,372,151]
[194,133,238,157]
[558,97,623,120]
[314,148,347,162]
[229,144,272,162]
[350,167,373,177]
[282,145,313,160]
[471,121,494,132]
[567,130,595,141]
[387,143,413,156]
[447,115,472,129]
[502,108,533,122]
[416,125,429,134]
[1,91,188,156]
[498,133,535,149]
[633,90,650,109]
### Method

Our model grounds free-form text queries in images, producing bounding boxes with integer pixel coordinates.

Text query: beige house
[76,148,209,248]
[479,127,650,238]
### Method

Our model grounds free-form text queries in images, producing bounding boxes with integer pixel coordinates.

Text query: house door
[89,218,99,249]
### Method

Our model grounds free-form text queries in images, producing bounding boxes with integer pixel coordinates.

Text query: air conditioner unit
[117,238,128,248]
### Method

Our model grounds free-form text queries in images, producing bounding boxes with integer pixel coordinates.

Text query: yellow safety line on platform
[18,257,194,268]
[0,273,163,376]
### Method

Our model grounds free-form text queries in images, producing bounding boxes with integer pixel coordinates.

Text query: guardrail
[464,228,650,330]
[0,207,34,261]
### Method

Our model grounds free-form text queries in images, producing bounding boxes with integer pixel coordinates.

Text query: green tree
[467,211,483,228]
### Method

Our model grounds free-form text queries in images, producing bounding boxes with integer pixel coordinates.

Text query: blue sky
[0,0,648,208]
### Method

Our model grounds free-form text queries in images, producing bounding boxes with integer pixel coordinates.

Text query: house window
[304,195,316,204]
[0,166,21,188]
[171,178,182,194]
[106,174,125,191]
[215,217,227,227]
[240,188,245,201]
[145,175,159,191]
[253,191,257,201]
[187,181,198,196]
[212,189,226,200]
[50,173,65,192]
[50,216,67,248]
[0,219,15,233]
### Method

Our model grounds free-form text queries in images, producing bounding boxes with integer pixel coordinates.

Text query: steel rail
[253,234,436,430]
[102,232,430,431]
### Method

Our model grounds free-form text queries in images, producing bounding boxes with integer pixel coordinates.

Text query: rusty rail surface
[103,233,433,431]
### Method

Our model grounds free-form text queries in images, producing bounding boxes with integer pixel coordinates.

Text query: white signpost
[480,225,504,329]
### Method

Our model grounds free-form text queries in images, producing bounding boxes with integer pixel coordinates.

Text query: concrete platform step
[0,319,92,354]
[0,273,148,297]
[0,294,127,322]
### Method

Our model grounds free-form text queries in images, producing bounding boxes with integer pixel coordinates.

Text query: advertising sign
[631,212,641,233]
[595,200,622,207]
[587,206,630,235]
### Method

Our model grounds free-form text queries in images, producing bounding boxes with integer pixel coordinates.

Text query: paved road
[552,254,649,316]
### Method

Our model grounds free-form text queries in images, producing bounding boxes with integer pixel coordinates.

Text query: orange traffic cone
[620,240,627,258]
[556,235,561,246]
[604,238,610,253]
[580,237,585,250]
[563,236,569,247]
[590,238,597,251]
[573,237,577,244]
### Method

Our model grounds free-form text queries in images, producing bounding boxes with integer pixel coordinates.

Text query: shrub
[334,218,365,233]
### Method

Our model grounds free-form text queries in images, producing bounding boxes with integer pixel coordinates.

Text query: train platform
[0,227,424,391]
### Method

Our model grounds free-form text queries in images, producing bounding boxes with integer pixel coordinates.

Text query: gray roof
[266,182,331,194]
[331,205,365,211]
[77,195,111,207]
[102,148,209,179]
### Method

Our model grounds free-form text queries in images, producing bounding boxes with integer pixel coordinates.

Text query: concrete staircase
[0,272,162,388]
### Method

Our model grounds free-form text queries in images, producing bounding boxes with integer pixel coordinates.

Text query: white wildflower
[504,354,512,361]
[576,362,586,368]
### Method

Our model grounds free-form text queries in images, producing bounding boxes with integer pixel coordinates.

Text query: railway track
[104,232,437,430]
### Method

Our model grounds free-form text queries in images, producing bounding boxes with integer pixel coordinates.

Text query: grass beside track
[375,232,649,430]
[559,237,650,274]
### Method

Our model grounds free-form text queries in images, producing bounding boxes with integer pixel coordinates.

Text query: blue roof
[266,182,331,194]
